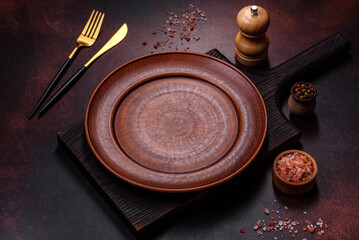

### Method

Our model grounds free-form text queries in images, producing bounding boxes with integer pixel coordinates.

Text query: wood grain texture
[236,5,270,37]
[232,32,351,159]
[57,32,350,237]
[235,5,270,66]
[288,95,317,116]
[1,0,359,239]
[58,120,204,237]
[272,150,318,195]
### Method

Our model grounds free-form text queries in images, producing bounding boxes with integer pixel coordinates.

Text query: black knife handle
[38,66,88,116]
[28,58,73,120]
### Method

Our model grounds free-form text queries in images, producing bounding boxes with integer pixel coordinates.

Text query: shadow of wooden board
[57,32,350,238]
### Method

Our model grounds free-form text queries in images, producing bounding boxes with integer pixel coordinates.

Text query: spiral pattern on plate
[114,77,239,173]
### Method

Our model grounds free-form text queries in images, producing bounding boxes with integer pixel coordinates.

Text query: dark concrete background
[1,0,358,239]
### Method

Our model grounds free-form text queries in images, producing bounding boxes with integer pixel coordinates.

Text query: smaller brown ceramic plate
[85,52,267,192]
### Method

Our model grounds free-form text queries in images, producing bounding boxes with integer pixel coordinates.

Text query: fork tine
[85,10,99,37]
[90,13,104,39]
[81,10,95,36]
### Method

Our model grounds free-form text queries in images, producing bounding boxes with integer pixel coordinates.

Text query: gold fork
[38,23,128,117]
[28,10,105,120]
[69,10,105,59]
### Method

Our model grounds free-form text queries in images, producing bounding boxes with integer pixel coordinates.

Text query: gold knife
[38,23,128,116]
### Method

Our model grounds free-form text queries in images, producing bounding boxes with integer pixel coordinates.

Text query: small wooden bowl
[272,150,318,195]
[288,82,317,116]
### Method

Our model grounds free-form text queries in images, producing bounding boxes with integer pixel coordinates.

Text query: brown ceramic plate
[85,52,267,192]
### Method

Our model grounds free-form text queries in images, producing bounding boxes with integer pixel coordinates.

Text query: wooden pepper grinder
[235,5,270,66]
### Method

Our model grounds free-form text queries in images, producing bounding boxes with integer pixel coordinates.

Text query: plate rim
[85,51,267,192]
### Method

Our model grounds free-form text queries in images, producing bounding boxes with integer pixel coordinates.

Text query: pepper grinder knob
[235,5,270,66]
[251,5,258,15]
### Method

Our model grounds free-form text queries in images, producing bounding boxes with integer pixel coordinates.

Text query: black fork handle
[38,66,88,117]
[28,57,73,120]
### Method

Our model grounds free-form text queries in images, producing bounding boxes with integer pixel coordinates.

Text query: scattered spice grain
[264,208,270,215]
[245,200,329,239]
[142,4,207,51]
[308,225,315,233]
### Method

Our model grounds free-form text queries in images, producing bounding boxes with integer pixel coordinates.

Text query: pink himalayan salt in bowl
[273,150,318,195]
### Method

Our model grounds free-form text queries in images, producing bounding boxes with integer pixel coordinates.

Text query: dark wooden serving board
[57,33,350,238]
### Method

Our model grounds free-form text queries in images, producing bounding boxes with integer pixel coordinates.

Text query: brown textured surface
[57,33,350,237]
[1,0,359,239]
[58,120,204,237]
[56,48,290,236]
[85,52,267,192]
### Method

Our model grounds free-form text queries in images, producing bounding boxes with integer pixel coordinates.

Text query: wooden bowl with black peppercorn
[273,150,318,195]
